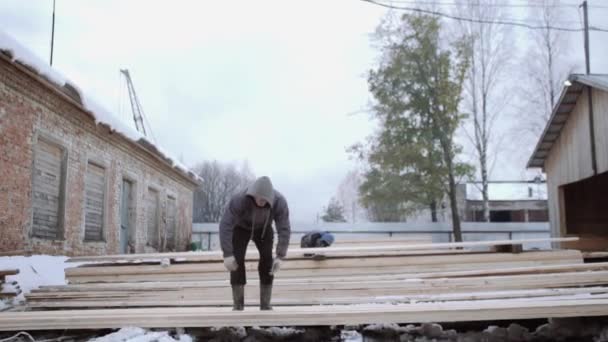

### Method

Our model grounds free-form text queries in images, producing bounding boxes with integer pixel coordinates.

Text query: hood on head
[319,233,335,246]
[246,176,275,207]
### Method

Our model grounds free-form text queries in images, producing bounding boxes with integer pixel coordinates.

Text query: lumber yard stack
[0,269,19,302]
[1,237,608,331]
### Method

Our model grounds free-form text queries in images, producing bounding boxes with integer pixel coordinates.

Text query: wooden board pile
[0,269,19,301]
[2,237,608,330]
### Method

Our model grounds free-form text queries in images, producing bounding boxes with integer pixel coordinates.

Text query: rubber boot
[232,285,244,311]
[260,284,273,310]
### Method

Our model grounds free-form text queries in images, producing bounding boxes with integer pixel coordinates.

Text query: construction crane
[120,69,149,138]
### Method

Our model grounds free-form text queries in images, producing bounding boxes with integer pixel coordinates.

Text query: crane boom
[120,69,148,137]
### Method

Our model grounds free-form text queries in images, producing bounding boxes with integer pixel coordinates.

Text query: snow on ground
[254,326,303,337]
[0,255,77,305]
[341,330,363,342]
[89,327,192,342]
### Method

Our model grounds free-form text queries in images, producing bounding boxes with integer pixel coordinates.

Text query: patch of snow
[259,326,303,337]
[0,29,200,183]
[364,323,407,333]
[0,30,67,86]
[210,326,247,338]
[90,327,192,342]
[0,300,8,311]
[0,255,78,302]
[341,330,363,342]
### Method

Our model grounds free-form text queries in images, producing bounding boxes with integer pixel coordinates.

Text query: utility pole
[50,0,56,66]
[581,0,590,74]
[581,0,597,175]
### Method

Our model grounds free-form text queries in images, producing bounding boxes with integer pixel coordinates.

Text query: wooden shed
[528,74,608,251]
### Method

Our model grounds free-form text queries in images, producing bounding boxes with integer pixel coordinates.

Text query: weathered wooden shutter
[146,188,159,248]
[166,196,177,250]
[32,139,65,239]
[84,162,105,241]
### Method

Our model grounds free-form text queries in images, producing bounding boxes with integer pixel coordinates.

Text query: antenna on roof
[50,0,56,66]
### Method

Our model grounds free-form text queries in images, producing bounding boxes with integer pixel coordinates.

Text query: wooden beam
[31,262,608,294]
[67,237,579,263]
[65,259,582,284]
[37,270,608,299]
[26,287,608,309]
[66,250,582,277]
[3,299,608,330]
[0,269,19,277]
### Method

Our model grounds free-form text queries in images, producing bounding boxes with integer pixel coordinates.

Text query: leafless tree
[336,169,366,223]
[192,160,255,222]
[455,0,513,222]
[522,0,573,136]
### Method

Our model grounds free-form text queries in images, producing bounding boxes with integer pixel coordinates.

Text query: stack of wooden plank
[0,269,19,301]
[2,237,608,330]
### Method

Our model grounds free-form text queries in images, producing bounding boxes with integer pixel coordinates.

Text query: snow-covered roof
[527,73,608,169]
[466,182,547,201]
[0,30,201,186]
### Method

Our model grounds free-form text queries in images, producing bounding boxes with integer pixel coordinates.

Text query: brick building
[0,32,200,256]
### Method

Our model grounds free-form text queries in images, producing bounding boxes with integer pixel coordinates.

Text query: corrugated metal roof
[527,74,608,169]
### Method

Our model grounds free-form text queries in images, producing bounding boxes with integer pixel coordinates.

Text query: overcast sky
[2,1,607,222]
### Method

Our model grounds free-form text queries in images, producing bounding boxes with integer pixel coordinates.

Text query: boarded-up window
[166,196,177,251]
[84,162,106,241]
[146,188,159,248]
[32,138,66,239]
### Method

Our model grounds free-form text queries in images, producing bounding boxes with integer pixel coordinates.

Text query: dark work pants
[231,226,274,286]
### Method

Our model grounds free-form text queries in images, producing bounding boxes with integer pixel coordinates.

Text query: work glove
[223,256,238,272]
[270,257,283,275]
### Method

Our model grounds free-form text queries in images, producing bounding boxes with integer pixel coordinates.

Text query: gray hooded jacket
[219,176,291,258]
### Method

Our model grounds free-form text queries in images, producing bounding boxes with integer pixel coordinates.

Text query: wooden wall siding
[31,139,65,239]
[146,188,159,249]
[84,163,105,241]
[545,87,596,237]
[593,88,608,174]
[166,196,176,251]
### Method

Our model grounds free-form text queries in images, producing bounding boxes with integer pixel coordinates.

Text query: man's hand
[270,257,282,275]
[223,256,238,272]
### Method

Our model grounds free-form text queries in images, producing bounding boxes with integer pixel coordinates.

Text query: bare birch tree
[455,0,513,222]
[336,169,365,223]
[523,0,573,136]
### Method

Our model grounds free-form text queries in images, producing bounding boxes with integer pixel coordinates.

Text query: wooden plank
[67,237,580,263]
[3,299,608,330]
[67,261,585,284]
[0,292,17,299]
[65,250,582,277]
[0,270,19,277]
[561,235,608,252]
[35,262,608,294]
[584,252,608,259]
[29,271,608,302]
[26,287,608,308]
